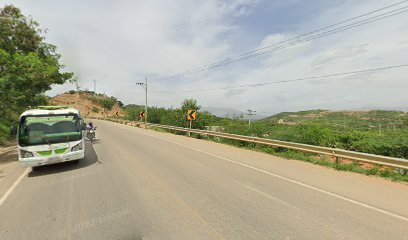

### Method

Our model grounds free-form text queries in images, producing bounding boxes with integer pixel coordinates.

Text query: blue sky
[237,1,343,36]
[4,0,408,114]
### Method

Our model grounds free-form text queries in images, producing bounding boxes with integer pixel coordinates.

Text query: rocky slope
[49,91,124,118]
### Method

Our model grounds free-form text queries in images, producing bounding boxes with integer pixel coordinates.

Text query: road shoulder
[98,119,408,219]
[0,146,27,204]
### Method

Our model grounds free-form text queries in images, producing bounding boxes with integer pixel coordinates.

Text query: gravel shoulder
[0,144,26,201]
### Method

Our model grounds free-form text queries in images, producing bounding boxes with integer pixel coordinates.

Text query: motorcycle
[87,127,97,142]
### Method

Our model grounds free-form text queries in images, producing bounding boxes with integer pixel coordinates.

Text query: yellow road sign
[187,110,196,121]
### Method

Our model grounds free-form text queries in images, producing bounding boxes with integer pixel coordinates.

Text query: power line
[193,0,408,71]
[152,64,408,93]
[163,7,408,80]
[157,1,408,81]
[166,0,408,78]
[196,8,408,70]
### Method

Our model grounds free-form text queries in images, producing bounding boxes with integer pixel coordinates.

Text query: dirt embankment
[49,92,124,118]
[0,144,17,165]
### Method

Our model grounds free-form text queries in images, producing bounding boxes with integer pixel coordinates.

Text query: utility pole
[75,80,81,98]
[75,80,80,92]
[136,77,148,125]
[145,77,148,123]
[246,109,256,126]
[93,79,96,95]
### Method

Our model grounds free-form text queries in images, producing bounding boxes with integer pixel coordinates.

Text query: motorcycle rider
[87,122,94,130]
[86,122,96,140]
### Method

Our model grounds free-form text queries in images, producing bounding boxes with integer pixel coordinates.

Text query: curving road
[0,119,407,240]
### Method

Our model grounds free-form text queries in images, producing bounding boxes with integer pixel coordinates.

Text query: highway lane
[0,119,407,240]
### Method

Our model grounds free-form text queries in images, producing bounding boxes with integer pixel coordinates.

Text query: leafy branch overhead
[0,4,74,121]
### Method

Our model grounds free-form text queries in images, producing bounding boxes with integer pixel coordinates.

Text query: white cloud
[6,0,408,113]
[311,44,368,67]
[259,33,288,48]
[198,0,408,112]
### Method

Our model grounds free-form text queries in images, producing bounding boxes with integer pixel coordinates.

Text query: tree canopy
[181,98,200,113]
[0,4,74,122]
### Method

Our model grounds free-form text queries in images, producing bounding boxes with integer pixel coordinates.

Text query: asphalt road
[1,119,407,240]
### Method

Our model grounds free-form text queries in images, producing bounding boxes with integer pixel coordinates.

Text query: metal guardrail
[146,123,408,170]
[99,118,408,170]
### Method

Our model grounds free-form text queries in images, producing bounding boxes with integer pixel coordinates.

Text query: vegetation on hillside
[0,4,74,144]
[259,110,408,158]
[123,98,221,129]
[87,95,115,110]
[56,90,123,117]
[122,99,408,160]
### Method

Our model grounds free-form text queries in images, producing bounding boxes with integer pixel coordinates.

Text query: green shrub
[92,107,100,113]
[352,134,408,158]
[99,98,116,111]
[87,96,99,103]
[0,123,9,145]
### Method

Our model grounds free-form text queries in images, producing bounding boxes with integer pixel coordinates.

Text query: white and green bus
[17,106,85,168]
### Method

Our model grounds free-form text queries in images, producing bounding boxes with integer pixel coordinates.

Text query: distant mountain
[260,109,408,130]
[202,107,267,120]
[344,106,408,112]
[201,107,242,118]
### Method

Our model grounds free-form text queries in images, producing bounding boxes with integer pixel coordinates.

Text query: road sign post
[188,120,192,137]
[139,111,145,126]
[136,78,148,128]
[187,110,196,137]
[145,77,148,126]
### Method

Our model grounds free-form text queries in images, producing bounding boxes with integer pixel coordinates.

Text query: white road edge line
[130,127,408,223]
[232,179,298,210]
[0,168,30,207]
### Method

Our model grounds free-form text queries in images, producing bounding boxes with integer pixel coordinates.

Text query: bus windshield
[18,114,82,146]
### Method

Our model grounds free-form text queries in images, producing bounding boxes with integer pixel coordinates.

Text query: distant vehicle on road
[17,106,86,168]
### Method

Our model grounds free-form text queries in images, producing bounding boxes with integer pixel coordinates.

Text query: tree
[0,5,74,122]
[123,104,144,121]
[181,98,200,113]
[117,100,124,108]
[99,98,116,114]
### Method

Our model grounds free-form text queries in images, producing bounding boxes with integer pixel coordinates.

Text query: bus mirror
[81,123,87,130]
[10,125,17,136]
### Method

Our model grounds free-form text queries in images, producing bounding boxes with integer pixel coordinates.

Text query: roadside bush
[87,96,99,103]
[352,136,408,158]
[91,107,100,113]
[296,124,336,146]
[0,123,9,145]
[335,131,369,150]
[99,98,116,111]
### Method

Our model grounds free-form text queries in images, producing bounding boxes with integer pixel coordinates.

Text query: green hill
[120,105,408,159]
[261,110,408,131]
[241,110,406,159]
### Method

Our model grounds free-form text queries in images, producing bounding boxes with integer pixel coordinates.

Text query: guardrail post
[333,151,340,165]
